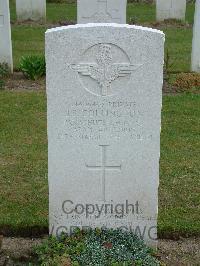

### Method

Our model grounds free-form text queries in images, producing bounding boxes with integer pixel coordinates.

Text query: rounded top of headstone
[46,23,164,37]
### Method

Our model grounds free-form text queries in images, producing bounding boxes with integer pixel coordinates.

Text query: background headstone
[46,24,164,247]
[191,0,200,72]
[0,0,13,72]
[156,0,186,21]
[16,0,46,22]
[77,0,127,23]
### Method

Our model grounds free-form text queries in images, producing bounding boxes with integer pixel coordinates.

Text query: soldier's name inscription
[58,100,153,141]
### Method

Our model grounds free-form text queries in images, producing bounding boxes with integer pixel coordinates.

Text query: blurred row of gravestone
[1,0,200,73]
[14,0,188,22]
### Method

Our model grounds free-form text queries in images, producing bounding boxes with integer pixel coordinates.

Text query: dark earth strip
[0,236,200,266]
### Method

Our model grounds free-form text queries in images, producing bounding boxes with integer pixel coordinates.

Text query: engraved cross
[170,0,173,11]
[97,0,108,14]
[83,0,119,22]
[86,145,122,202]
[0,14,4,26]
[96,0,120,22]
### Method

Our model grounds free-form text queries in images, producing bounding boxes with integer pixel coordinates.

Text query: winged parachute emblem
[71,44,142,96]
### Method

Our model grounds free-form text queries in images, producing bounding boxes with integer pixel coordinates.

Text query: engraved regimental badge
[71,43,142,96]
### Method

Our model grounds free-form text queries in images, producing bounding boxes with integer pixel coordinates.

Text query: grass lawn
[0,91,48,235]
[0,2,199,238]
[0,91,199,237]
[9,1,195,72]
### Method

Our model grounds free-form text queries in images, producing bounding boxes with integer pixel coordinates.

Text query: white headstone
[46,24,164,248]
[156,0,186,21]
[191,0,200,72]
[77,0,127,23]
[0,0,13,72]
[16,0,46,22]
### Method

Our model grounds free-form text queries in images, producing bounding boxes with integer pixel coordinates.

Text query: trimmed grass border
[0,91,199,238]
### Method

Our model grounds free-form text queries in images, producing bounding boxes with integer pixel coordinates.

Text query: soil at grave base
[142,21,192,30]
[11,19,76,28]
[11,19,192,30]
[4,72,45,91]
[0,236,200,266]
[4,72,178,94]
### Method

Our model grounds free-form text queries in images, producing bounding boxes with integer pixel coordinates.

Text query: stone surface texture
[156,0,186,21]
[16,0,46,21]
[0,0,13,72]
[191,0,200,72]
[46,24,164,247]
[77,0,127,23]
